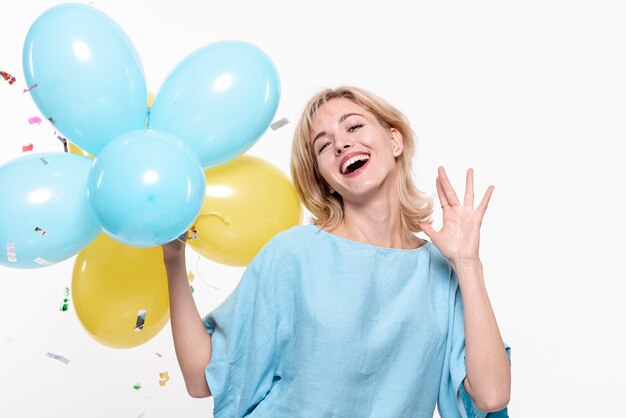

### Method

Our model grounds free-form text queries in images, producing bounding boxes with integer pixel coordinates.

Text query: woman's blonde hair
[290,86,433,232]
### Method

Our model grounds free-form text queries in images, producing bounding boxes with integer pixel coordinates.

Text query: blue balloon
[87,129,206,247]
[23,3,147,156]
[150,41,280,168]
[0,153,101,269]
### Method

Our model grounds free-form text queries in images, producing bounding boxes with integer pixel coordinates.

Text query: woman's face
[310,98,403,203]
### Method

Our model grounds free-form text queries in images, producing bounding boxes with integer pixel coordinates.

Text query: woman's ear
[390,128,403,156]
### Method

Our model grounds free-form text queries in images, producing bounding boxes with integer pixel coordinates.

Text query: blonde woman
[163,86,511,417]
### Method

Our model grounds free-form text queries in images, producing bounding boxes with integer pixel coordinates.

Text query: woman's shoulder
[266,224,317,247]
[251,224,318,263]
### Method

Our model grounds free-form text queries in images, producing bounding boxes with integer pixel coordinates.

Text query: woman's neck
[327,197,423,250]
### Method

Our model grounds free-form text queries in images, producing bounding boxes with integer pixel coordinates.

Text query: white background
[1,1,625,417]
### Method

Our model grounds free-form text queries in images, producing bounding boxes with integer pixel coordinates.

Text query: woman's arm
[419,167,510,411]
[453,260,510,412]
[162,237,213,398]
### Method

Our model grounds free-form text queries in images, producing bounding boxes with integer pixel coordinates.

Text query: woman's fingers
[477,185,494,218]
[463,168,475,208]
[438,166,460,207]
[436,167,492,220]
[435,176,449,208]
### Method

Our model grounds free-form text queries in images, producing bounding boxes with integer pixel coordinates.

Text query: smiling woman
[162,86,511,418]
[292,87,433,235]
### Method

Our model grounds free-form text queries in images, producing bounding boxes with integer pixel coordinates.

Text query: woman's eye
[348,124,363,132]
[318,141,331,153]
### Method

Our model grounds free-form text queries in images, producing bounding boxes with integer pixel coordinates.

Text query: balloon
[87,129,206,247]
[66,91,155,157]
[0,153,100,269]
[23,3,147,156]
[72,233,169,348]
[150,41,280,168]
[188,155,302,266]
[67,141,94,158]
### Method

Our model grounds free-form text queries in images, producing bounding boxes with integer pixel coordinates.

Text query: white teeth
[341,154,370,174]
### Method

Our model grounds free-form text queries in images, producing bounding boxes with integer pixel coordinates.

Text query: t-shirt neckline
[308,224,431,253]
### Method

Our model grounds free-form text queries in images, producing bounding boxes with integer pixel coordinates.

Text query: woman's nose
[335,143,351,155]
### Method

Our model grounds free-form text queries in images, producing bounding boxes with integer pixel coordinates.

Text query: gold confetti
[159,371,170,387]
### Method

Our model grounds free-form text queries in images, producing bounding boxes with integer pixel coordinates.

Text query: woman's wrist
[162,235,187,266]
[450,258,484,282]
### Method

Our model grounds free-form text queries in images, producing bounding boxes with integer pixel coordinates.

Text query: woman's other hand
[162,232,188,265]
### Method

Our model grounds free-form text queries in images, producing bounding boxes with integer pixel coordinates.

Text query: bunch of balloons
[0,3,301,348]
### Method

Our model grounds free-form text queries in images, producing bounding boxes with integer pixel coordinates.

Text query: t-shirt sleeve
[202,240,289,417]
[438,272,511,418]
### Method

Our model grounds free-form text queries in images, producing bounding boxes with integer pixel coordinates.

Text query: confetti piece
[35,227,47,236]
[6,243,16,263]
[48,117,56,126]
[136,413,146,418]
[133,383,142,390]
[56,135,68,152]
[40,157,48,165]
[23,82,38,93]
[270,118,289,130]
[190,285,195,294]
[28,116,42,125]
[1,70,16,85]
[159,371,170,387]
[22,144,34,152]
[33,257,54,266]
[187,271,195,283]
[60,287,70,312]
[155,352,163,357]
[45,352,70,364]
[135,309,146,332]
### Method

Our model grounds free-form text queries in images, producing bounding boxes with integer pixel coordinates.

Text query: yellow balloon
[188,155,302,266]
[67,141,94,158]
[72,233,170,348]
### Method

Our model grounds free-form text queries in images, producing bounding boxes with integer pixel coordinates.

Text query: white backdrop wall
[1,1,625,417]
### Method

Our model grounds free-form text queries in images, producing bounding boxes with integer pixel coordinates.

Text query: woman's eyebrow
[312,131,327,145]
[312,113,364,144]
[338,112,363,123]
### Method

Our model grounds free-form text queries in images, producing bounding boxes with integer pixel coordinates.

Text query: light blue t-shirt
[203,224,509,418]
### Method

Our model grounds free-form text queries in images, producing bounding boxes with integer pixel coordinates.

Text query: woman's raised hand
[418,166,493,268]
[162,232,188,266]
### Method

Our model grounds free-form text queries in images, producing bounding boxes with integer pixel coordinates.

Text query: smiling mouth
[341,154,370,174]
